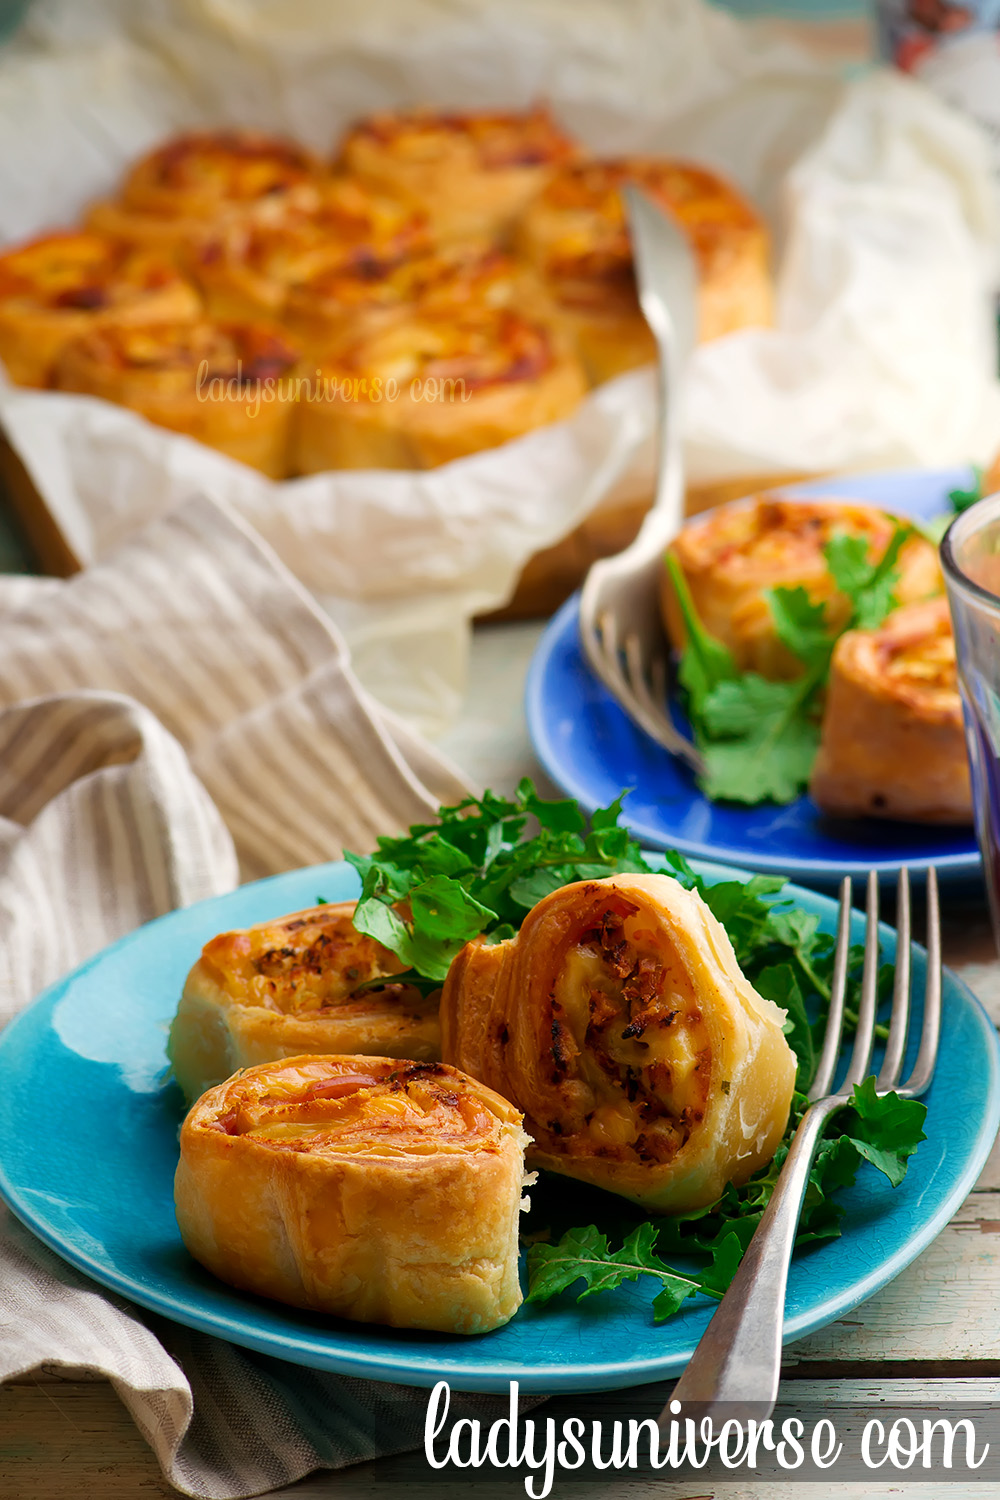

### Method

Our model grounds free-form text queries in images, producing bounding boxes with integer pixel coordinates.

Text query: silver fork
[661,865,942,1424]
[578,184,704,773]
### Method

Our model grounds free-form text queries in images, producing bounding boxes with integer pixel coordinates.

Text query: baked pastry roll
[283,240,539,358]
[175,1054,530,1334]
[516,158,772,384]
[0,231,200,387]
[338,106,577,242]
[54,318,300,477]
[293,301,586,471]
[810,596,972,824]
[169,901,442,1103]
[661,496,942,680]
[191,176,428,323]
[86,130,324,256]
[441,872,795,1213]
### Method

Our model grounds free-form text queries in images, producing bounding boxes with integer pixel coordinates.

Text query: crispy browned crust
[516,156,772,383]
[54,318,301,477]
[168,901,442,1102]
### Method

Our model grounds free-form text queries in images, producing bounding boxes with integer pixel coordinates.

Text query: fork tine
[842,869,880,1090]
[592,615,704,771]
[877,865,911,1090]
[809,876,852,1102]
[902,866,941,1097]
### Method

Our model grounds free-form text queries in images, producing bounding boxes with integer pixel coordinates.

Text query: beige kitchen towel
[0,493,523,1499]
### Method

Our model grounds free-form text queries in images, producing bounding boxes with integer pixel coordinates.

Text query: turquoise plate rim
[0,857,996,1394]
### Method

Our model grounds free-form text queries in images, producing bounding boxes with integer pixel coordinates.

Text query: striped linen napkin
[0,493,527,1496]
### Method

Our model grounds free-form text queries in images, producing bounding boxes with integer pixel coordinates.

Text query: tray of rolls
[0,113,778,604]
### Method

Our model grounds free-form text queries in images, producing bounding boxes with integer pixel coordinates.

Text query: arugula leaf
[345,780,648,982]
[526,1223,722,1320]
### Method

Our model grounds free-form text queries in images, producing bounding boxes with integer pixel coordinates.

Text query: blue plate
[526,468,982,886]
[0,858,996,1393]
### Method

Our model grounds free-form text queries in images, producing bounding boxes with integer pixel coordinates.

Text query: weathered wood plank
[5,1378,999,1500]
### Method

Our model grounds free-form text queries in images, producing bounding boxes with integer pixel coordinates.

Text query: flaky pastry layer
[175,1054,530,1333]
[516,157,772,383]
[0,231,200,387]
[54,318,300,476]
[810,596,972,824]
[169,901,442,1103]
[339,106,577,242]
[293,300,586,471]
[441,873,795,1212]
[661,496,943,680]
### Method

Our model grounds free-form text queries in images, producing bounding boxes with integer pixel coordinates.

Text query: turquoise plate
[0,859,996,1394]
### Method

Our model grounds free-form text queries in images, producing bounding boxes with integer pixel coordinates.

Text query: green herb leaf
[842,1077,928,1187]
[757,962,815,1090]
[949,467,982,515]
[344,782,647,983]
[767,586,831,671]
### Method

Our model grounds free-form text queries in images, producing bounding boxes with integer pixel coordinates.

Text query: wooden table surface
[3,616,1000,1499]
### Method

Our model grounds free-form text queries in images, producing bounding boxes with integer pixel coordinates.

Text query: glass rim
[940,492,1000,616]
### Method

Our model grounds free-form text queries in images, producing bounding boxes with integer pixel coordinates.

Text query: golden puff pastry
[441,872,795,1213]
[292,301,586,472]
[283,241,543,359]
[515,157,772,384]
[87,130,325,256]
[190,176,429,324]
[0,231,200,387]
[661,497,943,681]
[810,596,972,824]
[174,1054,530,1334]
[54,318,301,478]
[169,902,442,1103]
[338,106,577,243]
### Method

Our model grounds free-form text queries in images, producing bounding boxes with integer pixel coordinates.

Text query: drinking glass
[942,495,1000,946]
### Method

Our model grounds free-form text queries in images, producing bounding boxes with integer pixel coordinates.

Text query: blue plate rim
[525,465,982,883]
[526,593,981,881]
[0,856,997,1393]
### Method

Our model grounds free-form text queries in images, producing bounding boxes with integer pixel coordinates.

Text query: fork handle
[663,1095,841,1422]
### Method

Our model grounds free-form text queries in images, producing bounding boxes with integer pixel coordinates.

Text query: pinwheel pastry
[660,496,942,680]
[86,130,325,256]
[810,596,972,824]
[293,300,586,471]
[54,318,300,477]
[515,158,772,384]
[169,902,442,1103]
[0,231,200,387]
[174,1054,530,1334]
[337,106,577,242]
[283,240,542,358]
[191,176,429,324]
[441,872,795,1213]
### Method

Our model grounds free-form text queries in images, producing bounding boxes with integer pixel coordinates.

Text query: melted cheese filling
[547,910,711,1163]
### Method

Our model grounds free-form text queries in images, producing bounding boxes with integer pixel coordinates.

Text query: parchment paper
[1,0,998,729]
